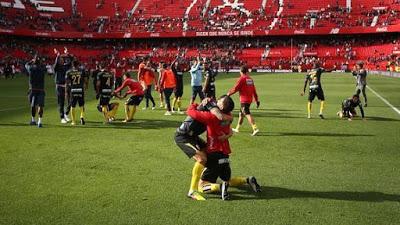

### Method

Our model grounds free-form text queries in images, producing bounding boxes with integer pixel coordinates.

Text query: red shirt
[114,78,144,96]
[187,104,232,155]
[138,63,146,81]
[228,73,259,104]
[143,70,155,86]
[160,69,176,89]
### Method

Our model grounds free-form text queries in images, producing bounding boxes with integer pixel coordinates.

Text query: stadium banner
[1,24,399,39]
[369,71,400,78]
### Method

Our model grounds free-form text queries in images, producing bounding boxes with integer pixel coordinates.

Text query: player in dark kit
[175,97,232,200]
[352,61,368,107]
[172,57,184,113]
[301,62,329,119]
[66,61,88,126]
[337,94,365,121]
[96,63,114,123]
[53,47,74,124]
[25,55,46,128]
[203,61,218,99]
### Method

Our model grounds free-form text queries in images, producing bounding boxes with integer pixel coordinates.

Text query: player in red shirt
[159,63,176,115]
[114,73,145,122]
[227,66,260,136]
[187,96,261,200]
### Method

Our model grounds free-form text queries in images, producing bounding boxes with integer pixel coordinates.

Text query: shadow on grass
[0,119,181,130]
[366,116,400,122]
[254,132,374,137]
[212,186,400,202]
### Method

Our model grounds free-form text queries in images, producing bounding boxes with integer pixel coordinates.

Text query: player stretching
[96,63,114,123]
[352,61,368,107]
[337,94,366,121]
[172,57,184,113]
[114,74,145,122]
[25,56,46,128]
[160,64,176,115]
[301,62,329,119]
[203,61,218,99]
[228,66,260,136]
[190,55,205,104]
[53,48,73,124]
[187,96,261,200]
[175,97,232,200]
[66,61,88,126]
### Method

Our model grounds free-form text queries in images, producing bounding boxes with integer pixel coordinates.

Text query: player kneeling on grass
[337,94,365,121]
[114,73,145,122]
[66,60,88,126]
[187,96,261,200]
[25,55,46,128]
[175,97,233,200]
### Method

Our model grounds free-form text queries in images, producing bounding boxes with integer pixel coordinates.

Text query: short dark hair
[219,95,235,113]
[124,73,131,78]
[240,65,249,74]
[352,94,360,99]
[356,61,364,67]
[72,60,79,68]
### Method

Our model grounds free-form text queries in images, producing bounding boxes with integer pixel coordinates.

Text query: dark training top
[342,98,365,118]
[26,63,46,91]
[54,56,72,85]
[66,69,86,94]
[204,68,217,89]
[305,67,325,91]
[97,70,114,95]
[172,64,184,86]
[176,100,218,136]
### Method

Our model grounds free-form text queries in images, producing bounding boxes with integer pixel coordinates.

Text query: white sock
[38,117,42,124]
[31,117,35,122]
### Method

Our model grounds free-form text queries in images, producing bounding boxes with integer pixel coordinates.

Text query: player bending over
[228,65,260,136]
[337,94,365,121]
[96,103,119,121]
[187,96,261,200]
[114,74,145,122]
[66,60,88,125]
[175,97,233,200]
[25,55,46,128]
[96,63,114,123]
[301,62,330,119]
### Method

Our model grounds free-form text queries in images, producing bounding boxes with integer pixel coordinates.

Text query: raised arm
[227,77,243,96]
[187,104,213,124]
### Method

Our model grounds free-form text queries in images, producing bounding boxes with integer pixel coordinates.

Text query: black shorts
[192,86,205,100]
[240,103,251,115]
[28,90,45,107]
[126,95,144,106]
[175,80,183,97]
[308,88,325,102]
[99,95,111,106]
[70,94,85,107]
[174,133,207,158]
[201,152,231,183]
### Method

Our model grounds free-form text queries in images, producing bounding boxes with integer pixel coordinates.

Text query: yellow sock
[177,99,182,110]
[189,162,204,192]
[252,124,258,131]
[71,107,76,123]
[108,103,119,118]
[124,104,130,120]
[307,102,312,116]
[128,106,136,120]
[80,107,85,119]
[102,106,109,120]
[229,176,247,187]
[172,97,177,109]
[200,183,220,193]
[320,101,325,114]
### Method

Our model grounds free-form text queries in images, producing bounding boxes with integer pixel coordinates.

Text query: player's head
[240,65,249,74]
[99,61,106,70]
[143,56,149,63]
[352,94,360,102]
[163,63,169,69]
[123,73,131,80]
[356,61,364,70]
[217,95,235,114]
[312,61,320,69]
[72,60,79,69]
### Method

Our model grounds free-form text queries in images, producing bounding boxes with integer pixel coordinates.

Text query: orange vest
[163,69,176,89]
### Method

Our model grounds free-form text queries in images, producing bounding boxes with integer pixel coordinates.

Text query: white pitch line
[367,85,400,115]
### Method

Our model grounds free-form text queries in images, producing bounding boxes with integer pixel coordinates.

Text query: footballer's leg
[230,176,262,193]
[29,92,37,125]
[79,97,85,125]
[362,85,367,107]
[318,89,325,119]
[242,104,259,136]
[232,110,244,133]
[70,96,77,126]
[108,103,119,120]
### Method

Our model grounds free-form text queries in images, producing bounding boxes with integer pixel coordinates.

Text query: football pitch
[0,72,399,225]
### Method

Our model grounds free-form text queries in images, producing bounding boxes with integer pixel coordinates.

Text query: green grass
[0,72,399,225]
